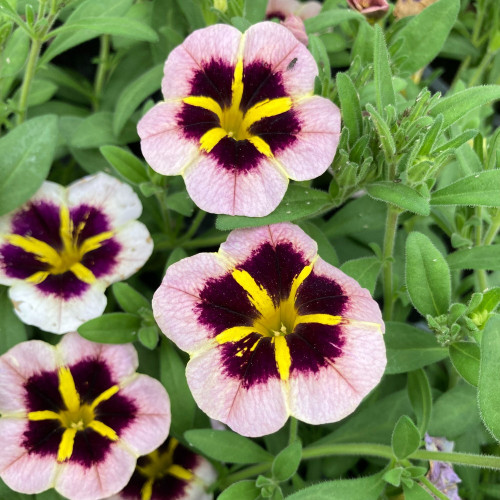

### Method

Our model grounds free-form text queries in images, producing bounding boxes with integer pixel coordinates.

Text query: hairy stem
[93,35,111,110]
[16,37,42,124]
[382,206,400,321]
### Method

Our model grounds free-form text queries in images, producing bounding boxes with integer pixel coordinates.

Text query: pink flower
[107,437,217,500]
[0,333,171,500]
[153,223,386,437]
[394,0,438,19]
[345,0,389,19]
[0,173,153,334]
[266,0,322,20]
[137,22,340,217]
[282,15,309,45]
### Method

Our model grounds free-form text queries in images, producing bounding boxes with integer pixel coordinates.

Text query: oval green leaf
[272,440,302,482]
[78,313,140,344]
[447,245,500,271]
[392,415,421,460]
[449,341,480,387]
[367,182,430,216]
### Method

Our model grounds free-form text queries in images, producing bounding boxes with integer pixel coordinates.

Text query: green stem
[469,51,494,87]
[419,476,449,500]
[176,210,206,245]
[182,234,227,249]
[16,37,42,124]
[93,34,111,110]
[483,211,500,245]
[302,443,394,461]
[410,449,500,469]
[221,462,272,486]
[288,417,298,445]
[382,206,400,321]
[475,207,488,292]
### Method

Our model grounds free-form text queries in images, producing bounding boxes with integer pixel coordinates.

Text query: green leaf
[36,490,64,500]
[340,257,381,295]
[0,286,27,353]
[431,171,500,207]
[47,17,158,43]
[478,315,500,441]
[373,25,395,113]
[392,415,421,460]
[403,482,434,500]
[429,85,500,129]
[286,471,385,500]
[0,27,29,82]
[366,182,430,216]
[391,0,460,74]
[272,440,302,482]
[447,245,500,271]
[71,112,119,148]
[40,0,134,63]
[0,115,58,215]
[113,63,163,135]
[385,322,447,374]
[174,0,205,31]
[325,196,386,237]
[218,480,261,500]
[383,467,404,487]
[336,72,362,145]
[429,383,481,439]
[112,282,151,315]
[165,191,194,217]
[366,103,396,159]
[160,340,197,435]
[166,247,188,269]
[184,429,273,464]
[304,9,363,33]
[216,185,331,231]
[138,325,159,350]
[100,145,149,184]
[449,342,480,386]
[407,369,432,436]
[405,232,451,317]
[78,313,140,343]
[244,0,267,23]
[299,221,338,266]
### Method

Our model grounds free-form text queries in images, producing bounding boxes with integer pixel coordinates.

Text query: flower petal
[54,443,136,500]
[67,173,142,228]
[183,155,288,216]
[137,101,200,176]
[118,375,171,456]
[161,24,242,100]
[243,22,318,98]
[9,281,107,334]
[153,252,231,353]
[288,321,386,424]
[275,96,340,180]
[186,348,288,437]
[57,332,139,382]
[0,419,56,494]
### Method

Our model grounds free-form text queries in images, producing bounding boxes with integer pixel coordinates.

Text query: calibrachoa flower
[266,0,322,20]
[153,223,386,437]
[394,0,438,19]
[107,437,217,500]
[345,0,389,19]
[425,435,462,500]
[0,333,171,500]
[0,173,153,334]
[137,22,340,217]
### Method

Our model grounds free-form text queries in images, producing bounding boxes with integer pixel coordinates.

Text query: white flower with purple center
[153,223,386,437]
[0,173,153,334]
[0,333,171,500]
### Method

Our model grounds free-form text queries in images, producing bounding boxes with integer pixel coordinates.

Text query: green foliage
[449,341,480,386]
[407,369,432,437]
[272,440,302,482]
[392,415,421,460]
[77,313,140,343]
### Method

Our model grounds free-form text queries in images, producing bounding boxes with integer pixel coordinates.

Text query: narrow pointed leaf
[336,72,362,145]
[447,246,500,271]
[407,369,432,436]
[374,25,395,112]
[367,182,430,216]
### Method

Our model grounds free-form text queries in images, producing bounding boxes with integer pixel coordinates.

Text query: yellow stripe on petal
[231,56,244,111]
[141,479,154,500]
[199,127,228,153]
[59,205,74,253]
[294,314,342,328]
[28,410,61,421]
[167,464,194,481]
[90,385,119,411]
[290,265,313,301]
[242,97,292,131]
[79,231,114,255]
[87,420,118,441]
[273,336,291,381]
[248,136,273,157]
[183,96,223,121]
[57,428,77,462]
[58,367,80,413]
[215,326,257,344]
[5,234,61,267]
[232,269,276,318]
[69,262,96,284]
[26,271,50,284]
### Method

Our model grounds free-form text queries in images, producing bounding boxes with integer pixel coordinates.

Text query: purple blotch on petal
[249,110,301,154]
[209,136,264,172]
[70,358,116,404]
[70,428,112,467]
[70,205,111,244]
[177,104,220,142]
[189,59,235,107]
[36,272,89,299]
[220,334,279,388]
[81,238,121,278]
[23,420,63,458]
[24,370,63,412]
[0,244,50,279]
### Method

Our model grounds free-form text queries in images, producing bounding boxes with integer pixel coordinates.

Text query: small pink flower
[266,0,322,20]
[346,0,389,18]
[0,333,171,500]
[0,173,153,334]
[153,223,386,437]
[137,22,340,216]
[107,437,217,500]
[282,15,309,45]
